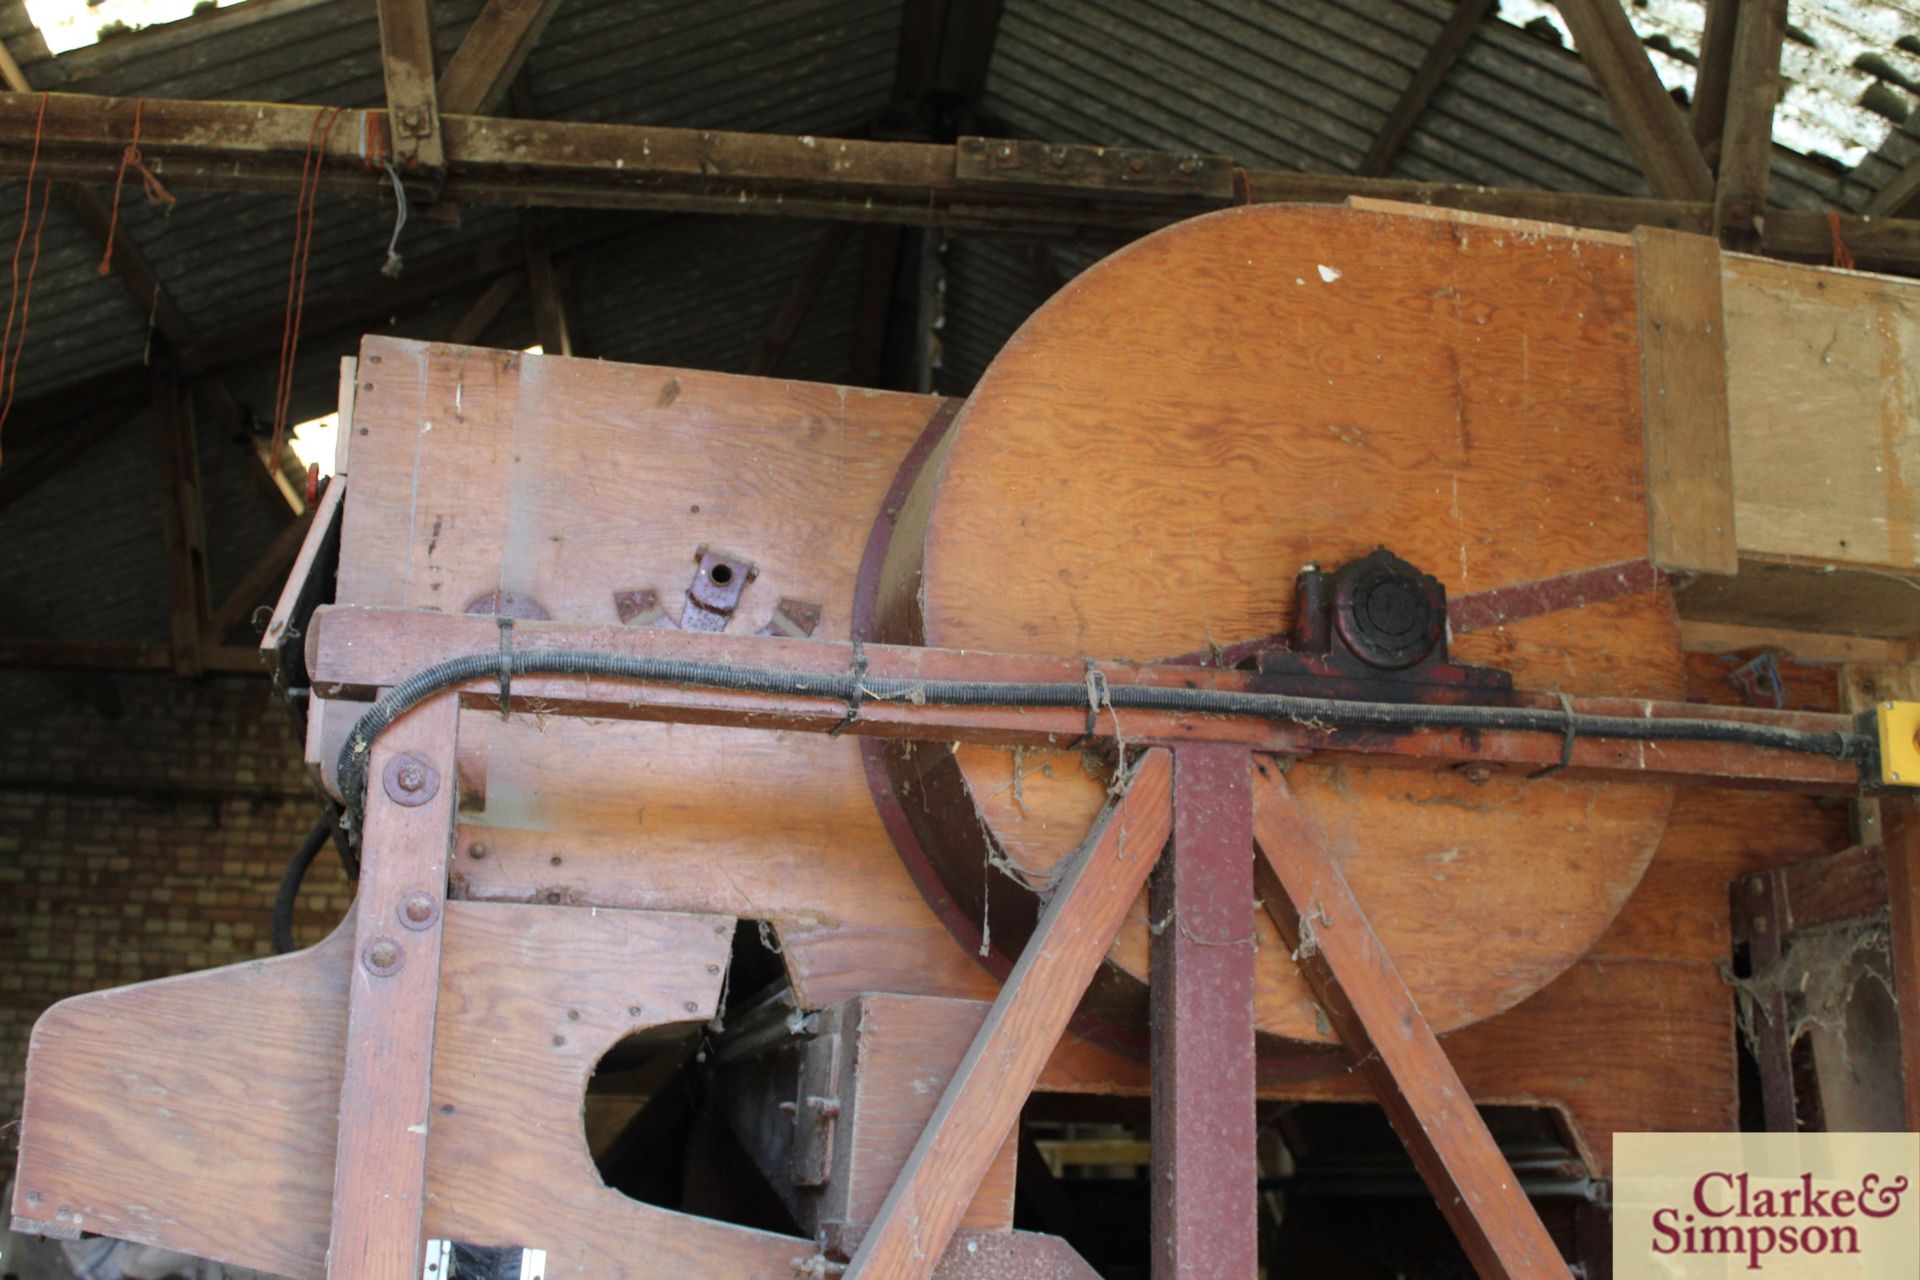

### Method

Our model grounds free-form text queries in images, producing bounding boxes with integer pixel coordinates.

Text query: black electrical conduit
[272,803,343,954]
[331,649,1873,835]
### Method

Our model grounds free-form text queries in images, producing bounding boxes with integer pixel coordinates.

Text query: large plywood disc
[875,204,1682,1044]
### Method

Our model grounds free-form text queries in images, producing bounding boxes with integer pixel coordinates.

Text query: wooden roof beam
[1555,0,1715,201]
[1711,0,1787,241]
[1357,0,1495,177]
[0,94,1913,272]
[436,0,566,117]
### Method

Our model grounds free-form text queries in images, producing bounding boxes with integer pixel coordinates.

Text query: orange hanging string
[0,92,51,443]
[2,178,53,426]
[270,106,345,465]
[97,98,177,277]
[1826,212,1855,271]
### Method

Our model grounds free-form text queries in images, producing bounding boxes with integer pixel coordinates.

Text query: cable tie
[497,615,514,720]
[829,642,867,737]
[1074,660,1109,748]
[1530,691,1577,779]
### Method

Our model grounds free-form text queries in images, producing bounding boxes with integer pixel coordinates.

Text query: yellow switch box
[1877,701,1920,787]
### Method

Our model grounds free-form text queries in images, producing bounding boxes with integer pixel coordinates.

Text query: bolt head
[398,891,439,930]
[364,936,404,976]
[381,753,441,806]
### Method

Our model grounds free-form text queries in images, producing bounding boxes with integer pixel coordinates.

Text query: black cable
[272,806,341,954]
[333,648,1872,834]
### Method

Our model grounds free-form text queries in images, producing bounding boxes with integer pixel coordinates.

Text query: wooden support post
[1151,744,1257,1278]
[436,0,565,117]
[375,0,446,169]
[152,366,208,677]
[1250,758,1571,1280]
[1733,870,1798,1130]
[846,749,1174,1280]
[1711,0,1786,240]
[327,694,459,1278]
[1555,0,1714,202]
[1357,0,1493,176]
[1634,226,1736,575]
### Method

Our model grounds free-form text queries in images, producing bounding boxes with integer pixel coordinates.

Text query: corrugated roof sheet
[3,0,1918,666]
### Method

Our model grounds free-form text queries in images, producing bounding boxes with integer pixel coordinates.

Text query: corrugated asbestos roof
[1,0,1916,681]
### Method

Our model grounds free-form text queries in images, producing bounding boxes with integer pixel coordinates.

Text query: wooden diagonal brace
[1250,757,1572,1280]
[846,749,1174,1280]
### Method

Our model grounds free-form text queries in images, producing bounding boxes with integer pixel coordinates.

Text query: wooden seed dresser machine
[10,202,1919,1279]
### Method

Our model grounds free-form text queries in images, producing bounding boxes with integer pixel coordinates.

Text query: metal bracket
[791,1029,842,1187]
[613,546,762,632]
[422,1240,548,1279]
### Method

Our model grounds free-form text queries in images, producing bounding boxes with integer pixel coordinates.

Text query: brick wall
[0,674,351,1140]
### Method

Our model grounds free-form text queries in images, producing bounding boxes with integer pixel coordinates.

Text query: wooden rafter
[206,504,317,644]
[0,402,142,517]
[375,0,446,168]
[436,0,565,117]
[1357,0,1495,177]
[1867,155,1920,219]
[1712,0,1787,238]
[746,223,851,378]
[0,94,1912,269]
[1555,0,1715,201]
[448,270,523,345]
[1690,0,1739,156]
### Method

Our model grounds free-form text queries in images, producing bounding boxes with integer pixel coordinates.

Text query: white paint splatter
[1317,264,1342,283]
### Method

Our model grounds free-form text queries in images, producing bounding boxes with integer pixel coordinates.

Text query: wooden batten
[1636,227,1738,575]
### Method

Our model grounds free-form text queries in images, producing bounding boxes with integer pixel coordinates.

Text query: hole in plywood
[584,919,800,1235]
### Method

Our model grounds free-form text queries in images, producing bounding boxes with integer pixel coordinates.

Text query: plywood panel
[1721,254,1920,572]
